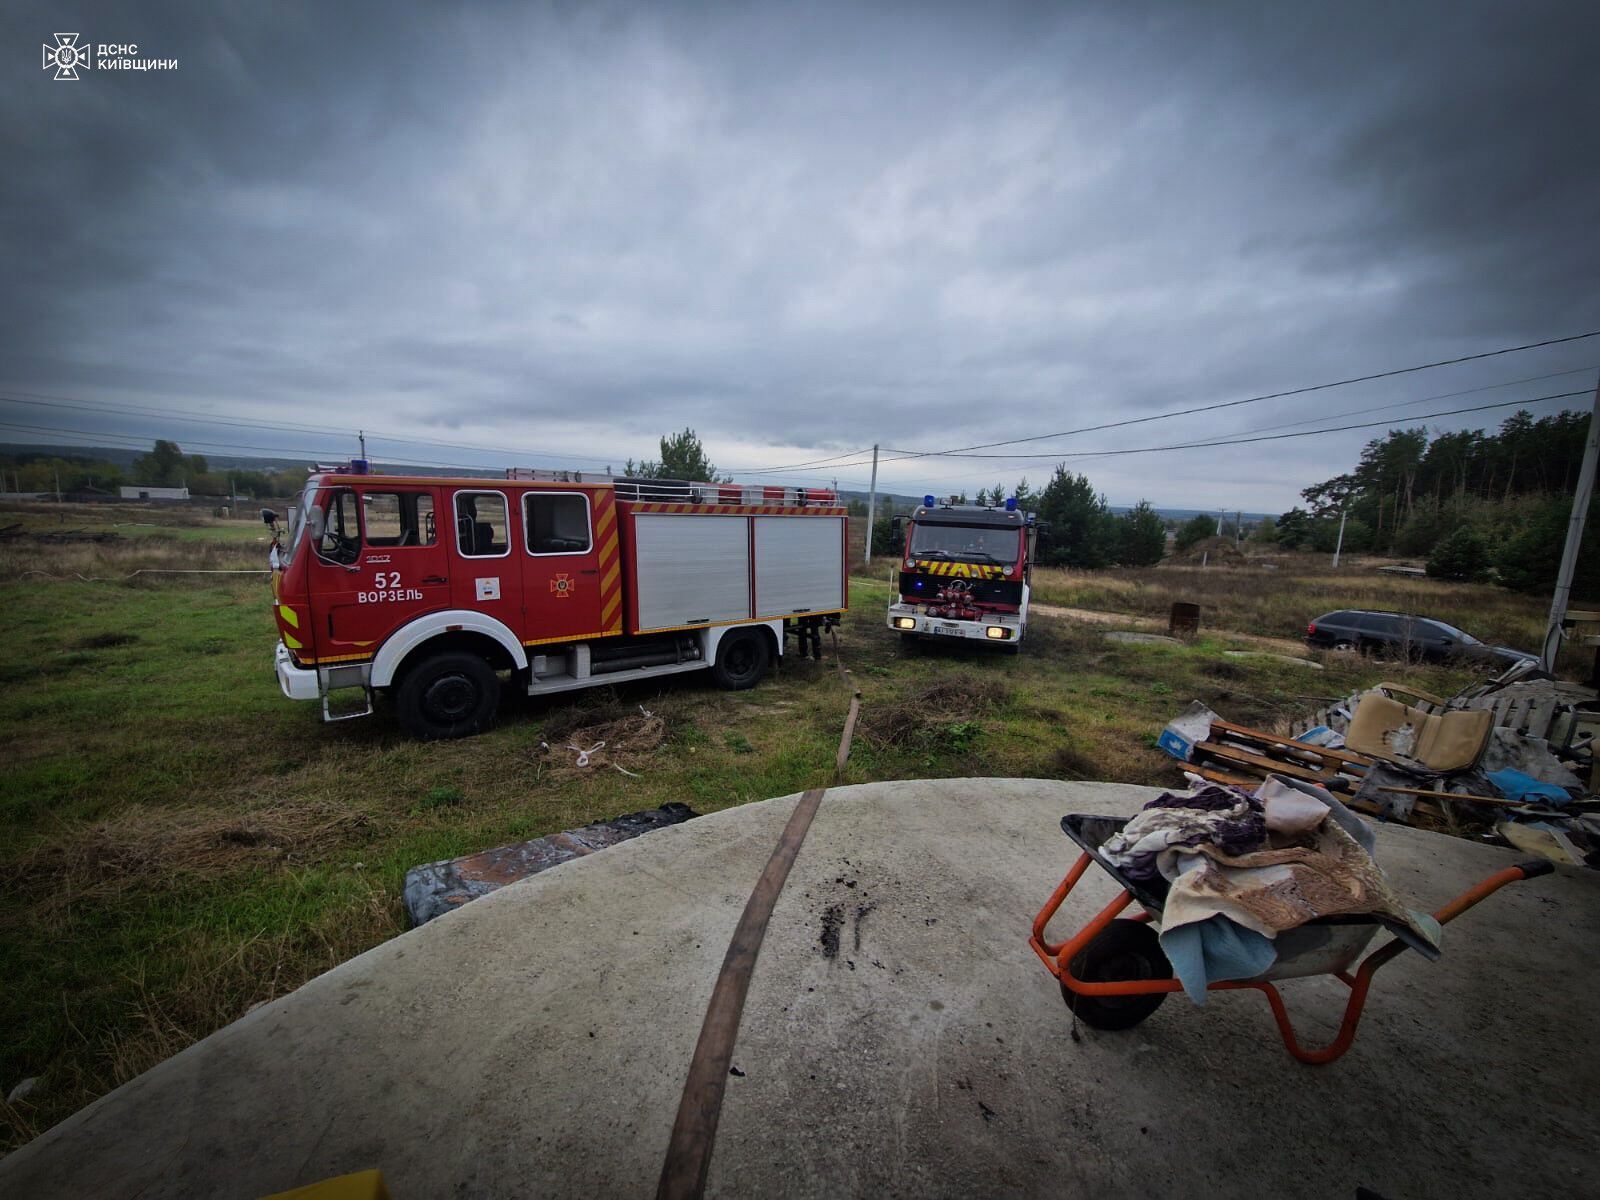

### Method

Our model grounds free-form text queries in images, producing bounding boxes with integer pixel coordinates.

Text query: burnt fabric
[1099,784,1266,883]
[1100,777,1440,1004]
[1158,796,1439,952]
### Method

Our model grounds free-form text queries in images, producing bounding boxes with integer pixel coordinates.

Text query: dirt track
[1029,603,1313,656]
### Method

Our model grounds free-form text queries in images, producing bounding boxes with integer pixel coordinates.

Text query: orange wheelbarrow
[1029,813,1553,1065]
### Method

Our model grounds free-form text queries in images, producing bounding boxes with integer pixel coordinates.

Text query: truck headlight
[894,616,917,630]
[985,626,1010,640]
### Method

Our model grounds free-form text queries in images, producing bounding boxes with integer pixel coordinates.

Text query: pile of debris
[1157,663,1600,868]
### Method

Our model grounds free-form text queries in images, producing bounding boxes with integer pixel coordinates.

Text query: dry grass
[1032,553,1553,659]
[858,676,1010,748]
[2,800,377,914]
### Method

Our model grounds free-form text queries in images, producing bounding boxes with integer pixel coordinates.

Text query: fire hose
[655,627,860,1199]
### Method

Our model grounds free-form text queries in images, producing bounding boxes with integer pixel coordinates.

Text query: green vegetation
[0,501,1548,1149]
[1174,513,1219,553]
[1426,526,1493,582]
[622,427,727,482]
[1285,410,1600,593]
[2,440,304,499]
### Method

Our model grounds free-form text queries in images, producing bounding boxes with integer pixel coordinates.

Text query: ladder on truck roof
[504,468,838,507]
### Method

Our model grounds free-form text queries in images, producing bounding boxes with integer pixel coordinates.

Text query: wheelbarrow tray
[1060,813,1436,980]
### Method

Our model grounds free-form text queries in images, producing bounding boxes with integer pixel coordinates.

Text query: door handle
[579,569,599,575]
[422,575,447,585]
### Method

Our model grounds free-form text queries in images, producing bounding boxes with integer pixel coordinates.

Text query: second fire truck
[885,494,1039,650]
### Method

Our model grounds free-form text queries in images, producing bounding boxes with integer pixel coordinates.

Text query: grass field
[0,502,1550,1149]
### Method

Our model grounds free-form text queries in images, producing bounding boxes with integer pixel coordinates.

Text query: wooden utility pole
[1541,373,1600,671]
[864,444,879,566]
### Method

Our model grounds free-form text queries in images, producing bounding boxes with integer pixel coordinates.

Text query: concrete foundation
[2,779,1594,1198]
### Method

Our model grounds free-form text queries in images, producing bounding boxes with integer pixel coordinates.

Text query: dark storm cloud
[2,1,1597,506]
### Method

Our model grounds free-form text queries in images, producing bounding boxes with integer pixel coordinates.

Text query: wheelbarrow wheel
[1061,919,1172,1031]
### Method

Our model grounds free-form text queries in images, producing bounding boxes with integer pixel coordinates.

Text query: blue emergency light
[923,494,936,507]
[1005,496,1017,511]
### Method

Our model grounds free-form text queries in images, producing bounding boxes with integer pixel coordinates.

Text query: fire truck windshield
[909,523,1018,566]
[280,480,317,565]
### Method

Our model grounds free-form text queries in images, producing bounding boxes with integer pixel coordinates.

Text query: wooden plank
[1374,785,1532,810]
[1194,741,1340,784]
[1189,763,1263,789]
[1208,717,1375,769]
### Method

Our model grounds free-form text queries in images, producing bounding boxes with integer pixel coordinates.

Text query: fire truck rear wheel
[710,628,771,690]
[395,651,501,740]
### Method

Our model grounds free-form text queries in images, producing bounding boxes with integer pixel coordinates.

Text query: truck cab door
[446,488,522,634]
[308,486,450,663]
[518,488,613,644]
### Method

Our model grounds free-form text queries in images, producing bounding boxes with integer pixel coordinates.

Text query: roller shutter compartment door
[633,515,752,631]
[754,516,843,618]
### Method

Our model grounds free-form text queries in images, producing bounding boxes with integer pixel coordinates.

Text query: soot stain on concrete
[819,904,845,958]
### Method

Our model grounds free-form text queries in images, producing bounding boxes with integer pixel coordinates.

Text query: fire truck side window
[454,491,509,557]
[315,489,361,566]
[362,492,436,547]
[524,493,591,555]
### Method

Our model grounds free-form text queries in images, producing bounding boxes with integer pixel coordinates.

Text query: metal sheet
[753,515,843,618]
[633,515,751,631]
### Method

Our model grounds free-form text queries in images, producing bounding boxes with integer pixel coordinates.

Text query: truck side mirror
[308,506,325,542]
[890,515,905,549]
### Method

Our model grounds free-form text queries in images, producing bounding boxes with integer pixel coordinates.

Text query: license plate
[938,622,961,633]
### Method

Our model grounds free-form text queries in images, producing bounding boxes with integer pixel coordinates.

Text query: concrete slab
[3,779,1595,1199]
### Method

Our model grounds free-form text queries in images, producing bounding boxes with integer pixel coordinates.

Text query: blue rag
[1487,767,1571,806]
[1159,915,1279,1006]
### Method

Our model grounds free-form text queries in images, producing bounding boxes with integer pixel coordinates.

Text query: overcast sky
[4,1,1598,509]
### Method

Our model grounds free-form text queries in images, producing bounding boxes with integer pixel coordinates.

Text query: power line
[882,373,1598,461]
[0,416,884,489]
[871,329,1600,466]
[0,390,619,467]
[721,446,874,473]
[899,389,1590,464]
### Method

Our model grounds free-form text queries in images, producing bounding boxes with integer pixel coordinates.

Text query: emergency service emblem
[550,573,575,599]
[42,33,91,79]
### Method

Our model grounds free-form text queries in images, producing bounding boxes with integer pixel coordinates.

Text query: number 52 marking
[373,571,402,588]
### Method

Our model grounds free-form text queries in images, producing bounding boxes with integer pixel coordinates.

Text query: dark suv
[1305,609,1539,668]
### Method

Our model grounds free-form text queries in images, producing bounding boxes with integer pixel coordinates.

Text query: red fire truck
[269,467,847,738]
[885,494,1039,650]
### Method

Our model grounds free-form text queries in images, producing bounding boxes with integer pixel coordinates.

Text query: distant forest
[1272,408,1599,593]
[0,440,303,498]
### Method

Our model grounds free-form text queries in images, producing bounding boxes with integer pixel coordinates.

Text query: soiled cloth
[1099,784,1266,884]
[1101,776,1440,1003]
[1160,780,1440,953]
[1160,916,1278,1005]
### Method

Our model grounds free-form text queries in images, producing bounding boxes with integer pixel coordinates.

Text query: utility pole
[1235,510,1242,548]
[54,467,61,503]
[1332,508,1348,569]
[358,430,367,461]
[864,444,880,567]
[1541,372,1600,671]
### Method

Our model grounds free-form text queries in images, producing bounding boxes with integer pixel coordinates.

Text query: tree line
[1277,408,1599,593]
[1,439,304,498]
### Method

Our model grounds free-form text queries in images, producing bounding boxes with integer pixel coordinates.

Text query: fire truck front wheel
[710,628,771,690]
[395,651,501,740]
